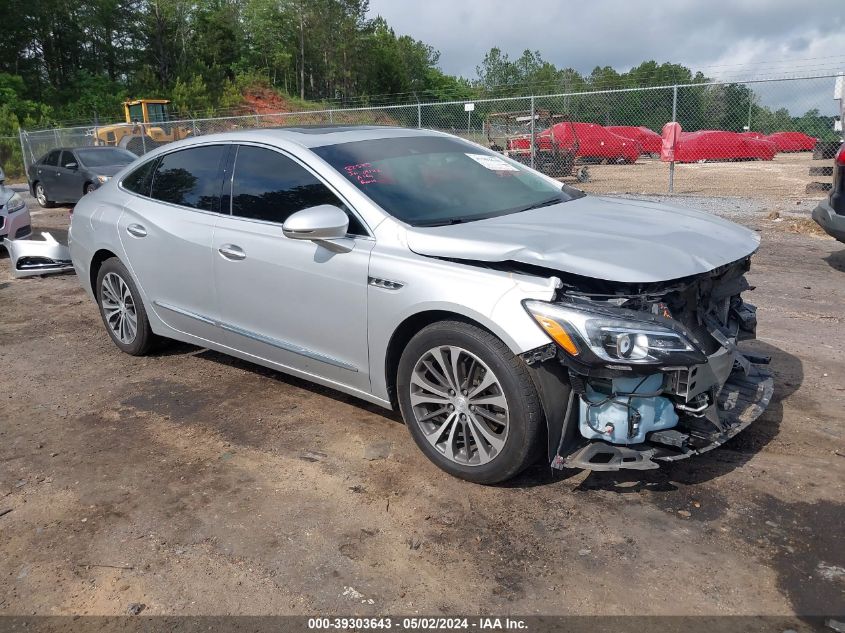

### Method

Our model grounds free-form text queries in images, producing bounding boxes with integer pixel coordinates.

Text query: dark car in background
[28,147,137,208]
[813,143,845,242]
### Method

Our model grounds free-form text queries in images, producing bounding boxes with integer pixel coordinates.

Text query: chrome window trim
[153,300,358,372]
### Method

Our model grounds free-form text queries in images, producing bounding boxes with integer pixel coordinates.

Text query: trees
[0,4,820,133]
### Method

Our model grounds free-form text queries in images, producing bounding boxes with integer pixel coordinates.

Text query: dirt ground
[575,152,824,199]
[1,194,844,621]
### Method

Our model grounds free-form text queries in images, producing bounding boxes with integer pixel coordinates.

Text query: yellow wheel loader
[93,100,192,156]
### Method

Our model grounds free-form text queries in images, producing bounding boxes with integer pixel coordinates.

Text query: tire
[95,257,156,356]
[84,182,97,195]
[34,182,54,208]
[397,320,544,484]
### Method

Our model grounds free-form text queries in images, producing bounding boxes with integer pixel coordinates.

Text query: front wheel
[34,182,54,208]
[96,258,156,355]
[397,321,543,484]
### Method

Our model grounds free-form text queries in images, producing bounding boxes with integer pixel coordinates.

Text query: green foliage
[171,76,213,117]
[0,0,831,141]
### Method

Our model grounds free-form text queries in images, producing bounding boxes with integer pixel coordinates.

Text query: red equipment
[765,131,817,152]
[673,130,777,162]
[538,122,639,163]
[661,122,682,162]
[606,126,663,154]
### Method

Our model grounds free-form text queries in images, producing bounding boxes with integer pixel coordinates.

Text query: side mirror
[0,166,5,185]
[283,205,349,241]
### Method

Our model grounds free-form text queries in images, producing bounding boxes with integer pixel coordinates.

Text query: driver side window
[60,151,76,169]
[230,145,367,236]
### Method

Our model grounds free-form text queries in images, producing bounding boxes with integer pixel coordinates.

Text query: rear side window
[122,159,158,197]
[230,145,366,234]
[150,145,226,212]
[42,150,60,166]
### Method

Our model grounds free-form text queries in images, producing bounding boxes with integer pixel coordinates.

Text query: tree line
[0,0,836,176]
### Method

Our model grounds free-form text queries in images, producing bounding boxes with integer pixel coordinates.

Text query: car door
[118,143,229,344]
[212,144,374,391]
[35,150,61,198]
[57,150,81,201]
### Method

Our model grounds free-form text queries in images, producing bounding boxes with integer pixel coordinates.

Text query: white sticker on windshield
[465,153,519,171]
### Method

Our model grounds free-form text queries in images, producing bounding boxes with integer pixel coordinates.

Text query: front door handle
[218,244,246,261]
[126,223,147,238]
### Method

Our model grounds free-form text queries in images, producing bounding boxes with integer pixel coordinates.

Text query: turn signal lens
[531,314,579,356]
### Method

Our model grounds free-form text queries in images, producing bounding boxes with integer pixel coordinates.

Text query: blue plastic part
[578,374,679,445]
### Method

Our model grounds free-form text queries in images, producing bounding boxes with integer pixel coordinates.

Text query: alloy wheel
[35,184,47,206]
[409,345,509,466]
[100,272,138,344]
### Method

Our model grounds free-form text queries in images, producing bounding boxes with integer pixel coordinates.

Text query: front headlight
[524,299,706,366]
[6,192,26,213]
[96,175,111,183]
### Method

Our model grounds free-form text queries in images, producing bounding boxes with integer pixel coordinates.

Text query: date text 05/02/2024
[307,617,528,630]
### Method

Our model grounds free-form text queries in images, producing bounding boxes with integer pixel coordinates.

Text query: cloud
[368,0,845,114]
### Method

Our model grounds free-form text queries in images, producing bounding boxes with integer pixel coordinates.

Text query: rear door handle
[126,223,147,238]
[218,244,246,261]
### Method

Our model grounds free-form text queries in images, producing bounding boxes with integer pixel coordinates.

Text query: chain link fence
[17,74,843,199]
[0,135,24,181]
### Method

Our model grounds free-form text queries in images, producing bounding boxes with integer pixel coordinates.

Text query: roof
[40,146,129,154]
[228,125,440,149]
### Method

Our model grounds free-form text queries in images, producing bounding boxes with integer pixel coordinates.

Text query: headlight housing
[96,175,111,184]
[524,299,706,367]
[6,192,26,213]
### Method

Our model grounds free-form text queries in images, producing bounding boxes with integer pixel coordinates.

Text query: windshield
[312,136,582,226]
[147,103,169,124]
[77,148,136,168]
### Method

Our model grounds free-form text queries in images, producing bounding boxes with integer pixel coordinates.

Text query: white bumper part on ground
[3,232,74,278]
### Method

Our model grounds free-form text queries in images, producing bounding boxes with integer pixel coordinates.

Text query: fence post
[328,109,333,124]
[530,95,536,169]
[417,103,422,129]
[19,128,30,181]
[669,85,678,193]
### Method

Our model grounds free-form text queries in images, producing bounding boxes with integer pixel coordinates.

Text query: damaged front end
[522,256,773,471]
[3,232,74,278]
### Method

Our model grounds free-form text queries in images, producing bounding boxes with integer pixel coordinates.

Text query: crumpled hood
[405,196,760,283]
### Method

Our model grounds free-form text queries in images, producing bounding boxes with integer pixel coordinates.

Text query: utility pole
[747,94,754,131]
[299,4,305,101]
[669,85,678,193]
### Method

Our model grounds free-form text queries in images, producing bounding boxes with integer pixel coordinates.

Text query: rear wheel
[397,321,543,484]
[96,258,155,356]
[34,182,54,208]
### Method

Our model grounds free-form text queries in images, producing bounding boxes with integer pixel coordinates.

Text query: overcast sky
[367,0,845,114]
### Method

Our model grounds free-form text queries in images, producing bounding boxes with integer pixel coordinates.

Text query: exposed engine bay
[519,256,774,471]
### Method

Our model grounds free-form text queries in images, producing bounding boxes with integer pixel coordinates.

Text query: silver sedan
[68,127,772,483]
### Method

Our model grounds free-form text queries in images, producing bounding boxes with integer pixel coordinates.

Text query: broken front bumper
[556,362,774,471]
[3,233,74,278]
